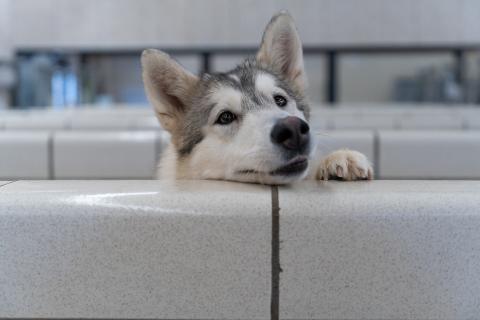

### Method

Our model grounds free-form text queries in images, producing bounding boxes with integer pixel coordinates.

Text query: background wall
[0,0,12,108]
[8,0,480,48]
[0,0,12,59]
[1,0,479,107]
[340,54,455,103]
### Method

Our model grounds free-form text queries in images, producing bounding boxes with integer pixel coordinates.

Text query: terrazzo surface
[0,180,271,319]
[2,180,480,319]
[279,180,480,319]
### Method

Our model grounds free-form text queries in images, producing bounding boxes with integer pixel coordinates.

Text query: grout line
[373,129,380,178]
[0,180,18,190]
[155,131,164,164]
[48,132,55,180]
[271,185,281,320]
[154,132,160,164]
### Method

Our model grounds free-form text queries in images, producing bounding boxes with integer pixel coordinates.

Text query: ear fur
[141,49,199,133]
[256,11,307,93]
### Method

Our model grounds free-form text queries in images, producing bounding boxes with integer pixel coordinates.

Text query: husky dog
[142,12,373,185]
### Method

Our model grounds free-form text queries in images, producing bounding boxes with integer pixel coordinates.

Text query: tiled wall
[0,130,168,179]
[1,180,480,319]
[1,106,480,179]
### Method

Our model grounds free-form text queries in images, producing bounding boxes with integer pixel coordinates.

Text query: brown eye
[274,95,287,107]
[216,111,237,125]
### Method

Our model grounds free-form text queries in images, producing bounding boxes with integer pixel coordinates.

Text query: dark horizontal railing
[16,44,480,104]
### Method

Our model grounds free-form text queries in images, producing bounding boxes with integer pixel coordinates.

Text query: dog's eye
[274,95,287,107]
[216,111,237,125]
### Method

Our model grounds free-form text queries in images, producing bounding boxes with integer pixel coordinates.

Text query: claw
[335,165,344,177]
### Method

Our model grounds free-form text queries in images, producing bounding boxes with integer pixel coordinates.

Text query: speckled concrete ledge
[279,180,480,320]
[1,180,480,319]
[0,180,271,319]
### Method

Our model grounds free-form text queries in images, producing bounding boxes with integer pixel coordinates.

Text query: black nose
[270,116,310,152]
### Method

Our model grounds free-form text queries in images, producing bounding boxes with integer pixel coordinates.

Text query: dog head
[142,12,313,184]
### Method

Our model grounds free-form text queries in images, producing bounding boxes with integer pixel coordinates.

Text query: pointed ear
[256,11,307,93]
[141,49,199,133]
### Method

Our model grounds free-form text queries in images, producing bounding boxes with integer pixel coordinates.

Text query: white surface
[398,113,464,130]
[70,115,138,130]
[1,180,480,319]
[53,131,161,179]
[1,109,160,131]
[0,131,50,179]
[4,115,68,130]
[379,131,480,179]
[1,105,480,131]
[0,180,270,319]
[279,180,480,319]
[465,115,480,129]
[328,114,398,130]
[131,116,161,130]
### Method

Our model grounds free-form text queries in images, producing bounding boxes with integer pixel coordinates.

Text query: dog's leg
[314,149,374,181]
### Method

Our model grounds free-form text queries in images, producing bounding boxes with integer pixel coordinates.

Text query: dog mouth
[269,155,309,176]
[236,155,309,177]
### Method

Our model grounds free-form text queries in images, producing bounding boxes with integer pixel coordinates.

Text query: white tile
[278,180,480,319]
[379,131,480,179]
[398,114,464,130]
[465,115,480,129]
[0,180,270,319]
[0,131,50,179]
[70,115,135,130]
[53,131,160,179]
[131,116,161,130]
[64,107,153,117]
[315,131,375,165]
[329,114,397,130]
[401,106,462,115]
[307,113,329,131]
[4,115,68,130]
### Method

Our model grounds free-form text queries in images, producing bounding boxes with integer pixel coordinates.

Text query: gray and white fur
[142,11,373,184]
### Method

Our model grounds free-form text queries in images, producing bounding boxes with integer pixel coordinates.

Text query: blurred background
[1,0,480,180]
[1,0,480,108]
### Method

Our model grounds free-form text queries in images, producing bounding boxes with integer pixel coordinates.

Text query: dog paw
[317,149,373,181]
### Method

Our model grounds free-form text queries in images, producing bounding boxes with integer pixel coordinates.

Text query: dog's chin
[233,155,309,185]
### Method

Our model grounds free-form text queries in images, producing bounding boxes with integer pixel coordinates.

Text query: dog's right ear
[141,49,199,133]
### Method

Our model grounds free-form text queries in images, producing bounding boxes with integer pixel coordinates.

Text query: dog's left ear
[256,11,306,93]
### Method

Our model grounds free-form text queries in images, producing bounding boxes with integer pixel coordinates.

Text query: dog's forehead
[203,68,284,110]
[254,73,277,95]
[228,63,277,95]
